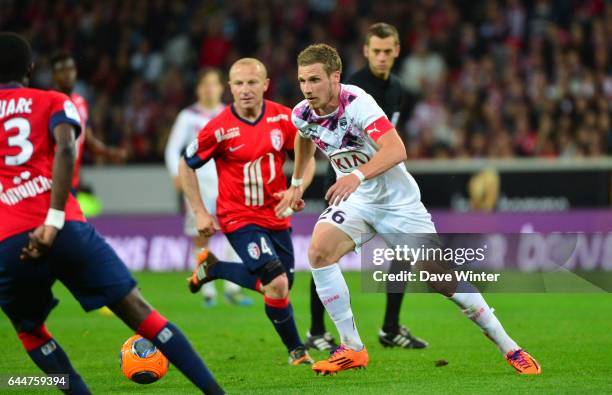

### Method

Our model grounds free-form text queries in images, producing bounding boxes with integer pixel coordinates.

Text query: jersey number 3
[3,117,33,166]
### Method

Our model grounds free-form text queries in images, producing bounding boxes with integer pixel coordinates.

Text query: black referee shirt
[345,66,403,126]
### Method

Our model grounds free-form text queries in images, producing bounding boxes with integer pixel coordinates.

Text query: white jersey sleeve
[165,109,193,177]
[291,101,310,137]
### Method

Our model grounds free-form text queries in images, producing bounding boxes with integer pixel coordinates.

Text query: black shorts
[0,221,136,331]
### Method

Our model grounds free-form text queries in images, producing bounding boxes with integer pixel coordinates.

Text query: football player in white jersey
[165,68,252,307]
[277,44,541,376]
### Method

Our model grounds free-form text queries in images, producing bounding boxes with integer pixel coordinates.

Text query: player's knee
[262,273,287,299]
[256,260,286,285]
[308,241,336,268]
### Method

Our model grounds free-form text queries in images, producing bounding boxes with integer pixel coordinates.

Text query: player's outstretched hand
[196,212,220,238]
[326,173,361,206]
[20,225,58,262]
[273,186,305,218]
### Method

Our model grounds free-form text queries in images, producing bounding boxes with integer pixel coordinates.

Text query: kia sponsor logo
[329,151,370,173]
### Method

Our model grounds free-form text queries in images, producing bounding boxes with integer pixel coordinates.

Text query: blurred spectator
[400,37,446,95]
[1,0,608,162]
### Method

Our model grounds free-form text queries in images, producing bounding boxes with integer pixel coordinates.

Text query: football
[119,335,169,384]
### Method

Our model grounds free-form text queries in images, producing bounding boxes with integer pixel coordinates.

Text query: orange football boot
[188,248,218,293]
[312,345,369,375]
[505,349,542,375]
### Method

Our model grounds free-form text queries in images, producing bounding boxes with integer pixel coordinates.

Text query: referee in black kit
[304,23,428,351]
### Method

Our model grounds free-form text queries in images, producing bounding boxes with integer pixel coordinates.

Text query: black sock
[209,261,261,292]
[264,298,302,351]
[309,277,326,335]
[382,292,405,333]
[138,315,224,394]
[23,338,90,394]
[310,278,325,336]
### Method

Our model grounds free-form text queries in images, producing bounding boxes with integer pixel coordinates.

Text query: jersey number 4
[3,117,33,166]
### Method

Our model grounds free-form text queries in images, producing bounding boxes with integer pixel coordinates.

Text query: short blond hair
[297,44,342,75]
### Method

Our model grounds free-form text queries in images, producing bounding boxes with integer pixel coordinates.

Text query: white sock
[450,285,519,354]
[224,280,241,294]
[202,281,217,298]
[312,264,363,351]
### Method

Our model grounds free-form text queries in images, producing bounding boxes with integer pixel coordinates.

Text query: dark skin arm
[85,126,127,161]
[20,123,76,261]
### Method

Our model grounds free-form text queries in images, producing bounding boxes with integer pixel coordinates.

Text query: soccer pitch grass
[1,272,611,394]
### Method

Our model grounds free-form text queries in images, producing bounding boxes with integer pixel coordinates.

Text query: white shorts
[315,197,437,250]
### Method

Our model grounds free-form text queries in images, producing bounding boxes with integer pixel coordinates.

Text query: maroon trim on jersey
[230,102,266,126]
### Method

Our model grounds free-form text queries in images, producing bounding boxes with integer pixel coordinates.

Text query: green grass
[1,272,611,394]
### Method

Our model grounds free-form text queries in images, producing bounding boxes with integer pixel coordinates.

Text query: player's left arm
[326,127,406,205]
[85,125,127,161]
[326,91,406,205]
[353,128,407,179]
[21,123,77,260]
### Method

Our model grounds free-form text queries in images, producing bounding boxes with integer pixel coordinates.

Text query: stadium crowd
[1,0,610,161]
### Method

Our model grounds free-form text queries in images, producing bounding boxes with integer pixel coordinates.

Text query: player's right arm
[179,123,221,237]
[21,123,77,260]
[179,158,218,237]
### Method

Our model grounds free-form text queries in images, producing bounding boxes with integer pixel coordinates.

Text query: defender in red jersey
[0,33,225,394]
[180,58,316,366]
[50,52,126,190]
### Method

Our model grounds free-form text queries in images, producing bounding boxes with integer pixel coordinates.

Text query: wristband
[352,169,366,183]
[280,207,294,218]
[44,208,65,229]
[291,177,304,187]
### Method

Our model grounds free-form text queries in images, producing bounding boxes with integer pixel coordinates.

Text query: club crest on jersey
[329,150,371,173]
[247,242,261,259]
[339,117,348,130]
[186,139,198,157]
[270,129,283,151]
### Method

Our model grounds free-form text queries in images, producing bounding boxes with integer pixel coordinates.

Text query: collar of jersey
[366,67,391,86]
[230,102,266,126]
[311,105,339,121]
